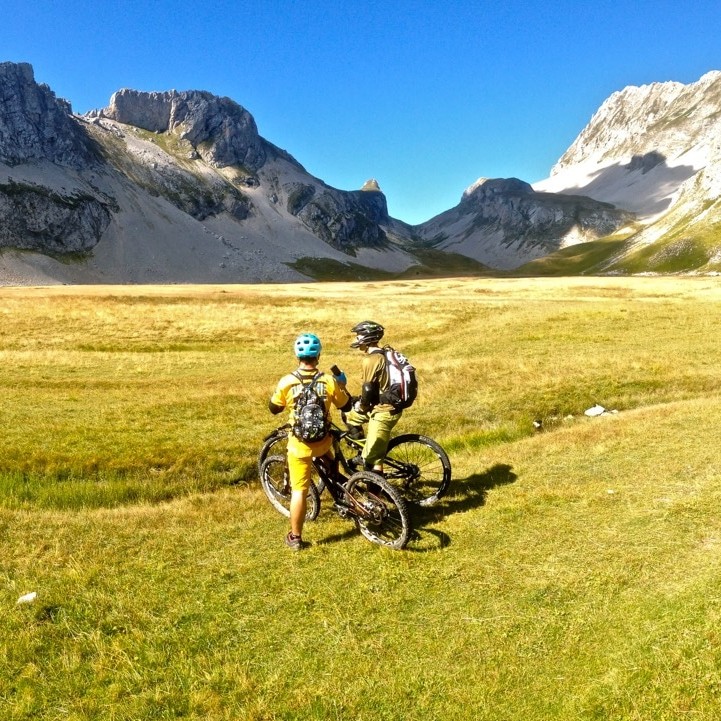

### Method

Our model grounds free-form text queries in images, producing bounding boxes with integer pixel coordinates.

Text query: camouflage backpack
[291,371,329,442]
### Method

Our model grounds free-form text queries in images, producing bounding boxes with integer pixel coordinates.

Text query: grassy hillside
[602,184,721,274]
[3,277,721,719]
[290,248,490,281]
[508,237,634,276]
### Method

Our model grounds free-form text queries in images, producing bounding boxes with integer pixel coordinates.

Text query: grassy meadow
[3,276,721,719]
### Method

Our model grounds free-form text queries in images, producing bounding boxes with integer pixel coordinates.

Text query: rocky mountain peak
[421,174,633,269]
[0,61,95,168]
[94,88,267,171]
[462,177,532,203]
[551,71,721,173]
[361,178,383,192]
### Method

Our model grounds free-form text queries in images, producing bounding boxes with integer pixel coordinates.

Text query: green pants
[345,408,402,467]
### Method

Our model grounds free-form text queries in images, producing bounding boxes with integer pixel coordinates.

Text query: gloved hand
[353,399,368,413]
[330,364,347,385]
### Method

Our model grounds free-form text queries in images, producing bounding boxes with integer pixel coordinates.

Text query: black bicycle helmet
[350,320,384,348]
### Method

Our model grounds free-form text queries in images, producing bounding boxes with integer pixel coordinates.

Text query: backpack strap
[292,370,322,388]
[292,371,327,411]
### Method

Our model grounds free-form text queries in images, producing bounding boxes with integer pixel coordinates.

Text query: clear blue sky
[2,0,718,224]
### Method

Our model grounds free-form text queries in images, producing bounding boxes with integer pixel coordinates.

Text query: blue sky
[2,0,718,224]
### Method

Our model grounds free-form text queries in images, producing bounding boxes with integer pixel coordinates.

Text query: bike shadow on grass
[406,463,518,552]
[310,464,517,552]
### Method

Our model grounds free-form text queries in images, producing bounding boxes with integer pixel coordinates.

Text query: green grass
[606,195,721,274]
[616,236,712,274]
[3,277,721,719]
[510,237,630,275]
[291,249,490,281]
[289,257,396,281]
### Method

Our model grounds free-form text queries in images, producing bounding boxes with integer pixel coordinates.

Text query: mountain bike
[258,420,452,506]
[259,451,410,550]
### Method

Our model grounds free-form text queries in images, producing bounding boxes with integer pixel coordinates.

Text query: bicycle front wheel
[384,434,452,506]
[259,455,320,521]
[345,471,410,550]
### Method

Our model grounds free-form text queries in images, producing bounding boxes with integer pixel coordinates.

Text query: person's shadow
[407,463,518,552]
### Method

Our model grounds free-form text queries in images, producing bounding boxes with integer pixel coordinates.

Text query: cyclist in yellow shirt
[269,333,352,550]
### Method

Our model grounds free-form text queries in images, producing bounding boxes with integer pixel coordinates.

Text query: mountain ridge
[532,70,721,274]
[1,61,720,283]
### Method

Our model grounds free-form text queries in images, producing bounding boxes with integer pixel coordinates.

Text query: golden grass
[3,276,721,719]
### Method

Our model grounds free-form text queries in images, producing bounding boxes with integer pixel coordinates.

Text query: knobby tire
[384,433,452,506]
[345,471,410,550]
[259,455,320,521]
[258,430,289,477]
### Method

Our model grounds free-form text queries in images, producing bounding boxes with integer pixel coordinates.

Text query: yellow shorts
[287,434,334,492]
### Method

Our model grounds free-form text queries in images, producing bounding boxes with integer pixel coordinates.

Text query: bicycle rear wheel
[258,430,289,477]
[345,471,410,550]
[384,434,452,506]
[259,455,320,521]
[258,429,327,495]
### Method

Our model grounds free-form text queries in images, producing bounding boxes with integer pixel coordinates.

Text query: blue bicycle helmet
[294,333,322,359]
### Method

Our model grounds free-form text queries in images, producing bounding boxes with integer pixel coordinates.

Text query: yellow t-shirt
[270,368,350,456]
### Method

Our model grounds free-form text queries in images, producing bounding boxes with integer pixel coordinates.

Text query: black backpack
[291,371,329,442]
[380,346,418,410]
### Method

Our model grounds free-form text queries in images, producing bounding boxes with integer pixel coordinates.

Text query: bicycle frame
[259,427,414,549]
[261,417,451,509]
[263,422,419,486]
[329,425,419,485]
[311,453,396,527]
[329,425,362,472]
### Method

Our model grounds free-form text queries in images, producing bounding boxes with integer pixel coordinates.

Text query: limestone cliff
[0,62,113,253]
[535,71,721,273]
[0,62,95,168]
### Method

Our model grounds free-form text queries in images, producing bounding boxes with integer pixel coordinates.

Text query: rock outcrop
[0,62,96,168]
[0,179,112,253]
[417,177,634,269]
[0,62,113,255]
[460,178,628,238]
[97,89,268,171]
[285,181,390,250]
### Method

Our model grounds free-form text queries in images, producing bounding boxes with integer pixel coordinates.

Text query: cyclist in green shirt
[344,321,402,473]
